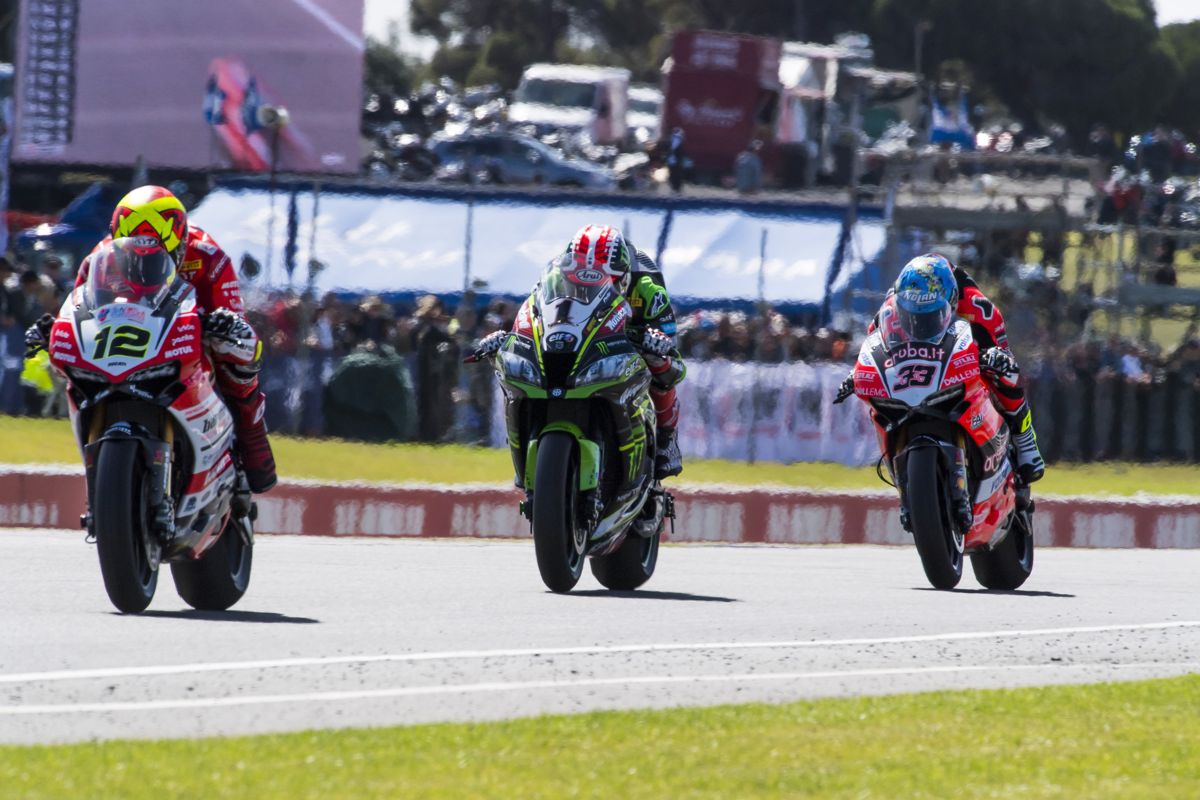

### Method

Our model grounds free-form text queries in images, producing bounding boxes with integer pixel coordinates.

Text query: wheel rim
[940,473,964,568]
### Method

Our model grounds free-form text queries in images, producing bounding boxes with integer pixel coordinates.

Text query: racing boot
[655,426,683,480]
[230,391,277,493]
[1005,404,1044,485]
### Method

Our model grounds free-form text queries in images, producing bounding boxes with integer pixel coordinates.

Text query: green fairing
[527,421,600,491]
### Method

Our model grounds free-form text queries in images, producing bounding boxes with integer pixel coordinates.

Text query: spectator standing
[734,140,764,195]
[413,294,457,442]
[666,128,686,193]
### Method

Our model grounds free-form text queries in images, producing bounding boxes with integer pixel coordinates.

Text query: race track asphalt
[1,530,1198,744]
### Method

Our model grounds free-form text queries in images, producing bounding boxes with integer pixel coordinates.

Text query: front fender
[525,420,600,492]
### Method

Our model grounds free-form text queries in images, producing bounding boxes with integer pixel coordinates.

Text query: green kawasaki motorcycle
[470,254,675,593]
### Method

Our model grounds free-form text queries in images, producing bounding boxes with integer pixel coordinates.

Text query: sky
[362,0,1200,61]
[1155,0,1200,25]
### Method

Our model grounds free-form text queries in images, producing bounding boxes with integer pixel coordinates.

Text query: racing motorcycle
[842,295,1034,590]
[468,253,673,593]
[40,238,255,613]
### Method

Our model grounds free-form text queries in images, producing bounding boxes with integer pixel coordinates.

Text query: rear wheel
[590,529,659,591]
[970,506,1034,590]
[170,516,253,611]
[94,439,158,613]
[906,446,963,589]
[532,432,586,593]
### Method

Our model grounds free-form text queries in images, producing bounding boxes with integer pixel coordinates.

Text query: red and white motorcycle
[843,294,1035,590]
[44,238,254,613]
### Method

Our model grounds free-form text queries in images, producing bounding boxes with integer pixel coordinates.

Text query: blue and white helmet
[893,254,957,343]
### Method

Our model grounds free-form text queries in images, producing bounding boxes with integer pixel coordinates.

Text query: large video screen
[13,0,364,173]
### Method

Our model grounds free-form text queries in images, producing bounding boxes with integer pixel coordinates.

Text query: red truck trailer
[661,31,782,180]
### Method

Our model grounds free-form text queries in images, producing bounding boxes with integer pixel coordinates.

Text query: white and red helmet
[567,224,633,293]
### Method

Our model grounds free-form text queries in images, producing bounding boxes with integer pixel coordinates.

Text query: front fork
[896,438,972,535]
[82,421,176,545]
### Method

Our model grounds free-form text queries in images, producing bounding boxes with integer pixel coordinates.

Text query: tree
[1161,21,1200,134]
[363,23,421,99]
[871,0,1179,141]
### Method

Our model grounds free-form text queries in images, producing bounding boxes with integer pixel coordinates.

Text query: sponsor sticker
[181,258,203,274]
[603,304,630,333]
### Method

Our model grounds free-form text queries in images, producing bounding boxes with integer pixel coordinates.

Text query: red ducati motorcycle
[846,295,1034,590]
[43,238,254,613]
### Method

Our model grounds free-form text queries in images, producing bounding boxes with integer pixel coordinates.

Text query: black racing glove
[465,330,507,363]
[833,371,855,404]
[639,328,675,358]
[202,307,252,345]
[979,346,1020,388]
[24,314,54,359]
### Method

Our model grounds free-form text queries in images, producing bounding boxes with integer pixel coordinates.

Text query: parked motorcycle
[468,253,673,593]
[41,238,255,613]
[840,295,1034,590]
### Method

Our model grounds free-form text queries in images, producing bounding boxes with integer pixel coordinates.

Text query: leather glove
[639,328,674,358]
[980,346,1020,387]
[467,330,507,362]
[833,371,855,404]
[203,308,253,345]
[24,314,54,359]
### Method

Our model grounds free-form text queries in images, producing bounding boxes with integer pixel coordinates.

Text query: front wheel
[906,446,963,590]
[970,507,1034,590]
[170,516,254,611]
[532,432,586,593]
[93,439,158,613]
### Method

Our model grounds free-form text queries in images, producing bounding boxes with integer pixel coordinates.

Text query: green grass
[2,675,1198,799]
[0,415,1193,496]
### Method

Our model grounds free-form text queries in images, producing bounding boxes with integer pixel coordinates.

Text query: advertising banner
[13,0,364,173]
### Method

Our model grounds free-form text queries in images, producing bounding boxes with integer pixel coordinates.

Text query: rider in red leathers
[29,186,277,493]
[843,253,1045,484]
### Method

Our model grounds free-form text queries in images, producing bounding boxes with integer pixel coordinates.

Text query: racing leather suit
[868,266,1044,483]
[626,245,685,478]
[76,227,277,492]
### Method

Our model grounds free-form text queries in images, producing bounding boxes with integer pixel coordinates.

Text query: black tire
[906,447,964,590]
[532,432,586,593]
[94,439,158,613]
[170,517,253,611]
[590,530,659,591]
[970,506,1034,590]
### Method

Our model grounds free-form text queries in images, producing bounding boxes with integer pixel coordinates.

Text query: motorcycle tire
[532,431,586,593]
[171,516,253,611]
[94,439,158,613]
[591,529,659,591]
[970,506,1034,590]
[906,447,964,590]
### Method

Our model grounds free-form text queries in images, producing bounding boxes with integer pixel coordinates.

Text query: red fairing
[513,298,534,337]
[940,339,982,390]
[47,316,82,370]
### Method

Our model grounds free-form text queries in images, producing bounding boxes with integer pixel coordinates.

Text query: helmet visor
[85,237,177,310]
[894,298,953,344]
[540,253,612,305]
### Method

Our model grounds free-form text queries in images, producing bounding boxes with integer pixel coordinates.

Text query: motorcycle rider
[839,253,1045,484]
[475,224,685,479]
[25,185,277,493]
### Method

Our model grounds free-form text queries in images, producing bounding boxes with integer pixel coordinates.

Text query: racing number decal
[93,324,150,359]
[892,363,935,390]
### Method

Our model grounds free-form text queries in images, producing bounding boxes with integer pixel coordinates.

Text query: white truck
[509,64,630,146]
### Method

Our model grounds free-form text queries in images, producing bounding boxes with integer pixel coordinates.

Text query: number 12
[94,324,150,359]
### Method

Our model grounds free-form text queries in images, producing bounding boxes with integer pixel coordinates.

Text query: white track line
[3,661,1198,716]
[2,621,1197,686]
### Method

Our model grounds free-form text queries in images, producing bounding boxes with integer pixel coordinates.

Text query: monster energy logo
[596,341,610,356]
[620,434,646,481]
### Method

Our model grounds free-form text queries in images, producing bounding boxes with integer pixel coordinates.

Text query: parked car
[429,132,616,189]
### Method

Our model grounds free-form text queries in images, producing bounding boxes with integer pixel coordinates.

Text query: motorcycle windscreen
[84,237,178,313]
[537,254,617,351]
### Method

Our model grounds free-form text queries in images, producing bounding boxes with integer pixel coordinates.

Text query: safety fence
[2,466,1198,548]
